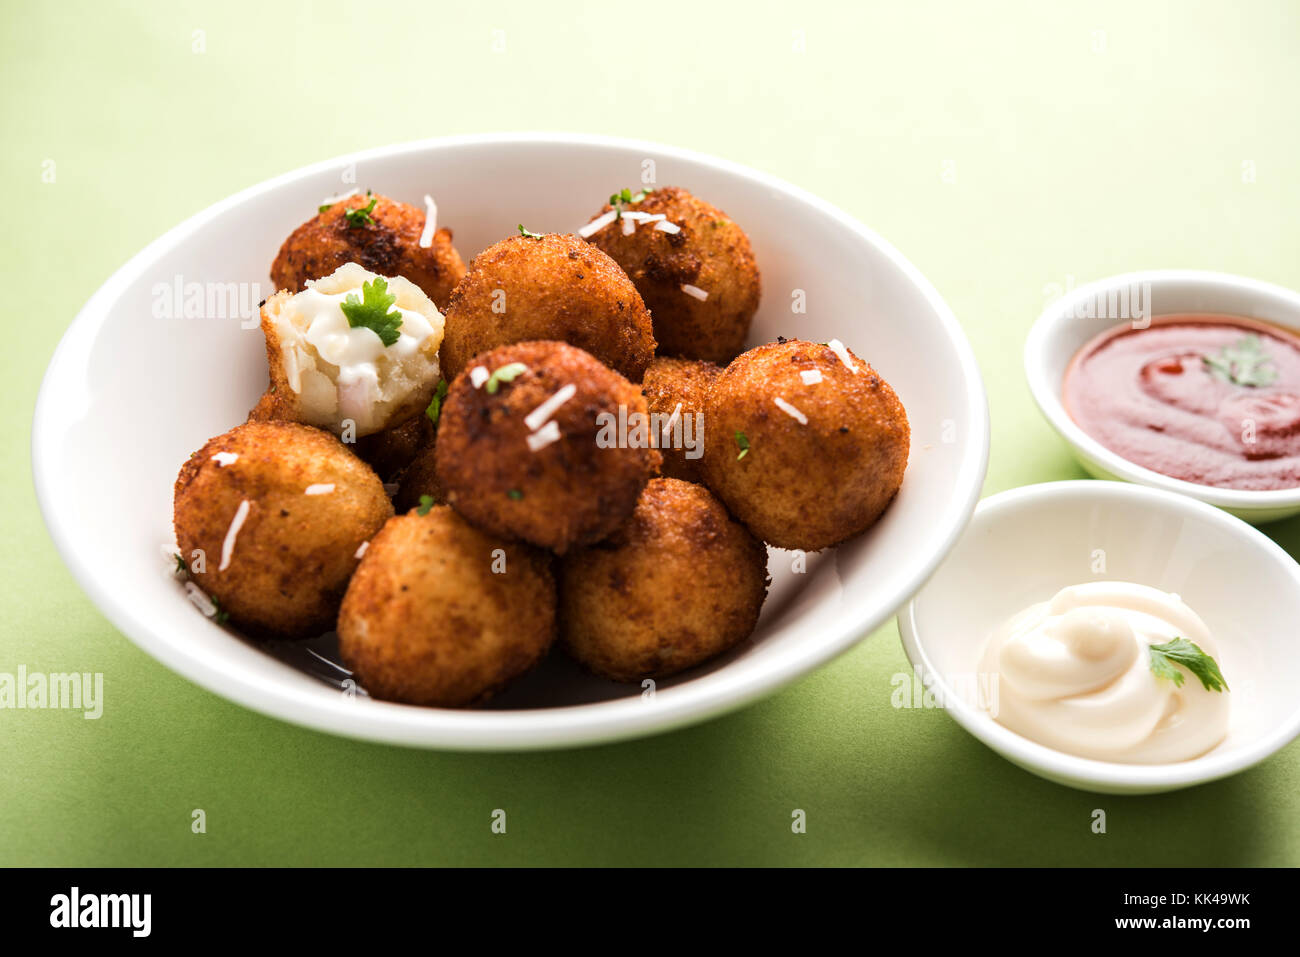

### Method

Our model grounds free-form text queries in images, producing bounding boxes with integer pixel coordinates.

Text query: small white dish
[898,480,1300,793]
[33,132,988,750]
[1025,269,1300,523]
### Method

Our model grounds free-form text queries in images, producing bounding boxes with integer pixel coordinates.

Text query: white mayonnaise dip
[979,581,1229,764]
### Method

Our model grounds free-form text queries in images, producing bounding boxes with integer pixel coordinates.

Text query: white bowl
[32,133,989,750]
[898,480,1300,793]
[1025,269,1300,523]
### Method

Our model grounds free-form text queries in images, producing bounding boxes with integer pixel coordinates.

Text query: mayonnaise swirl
[979,582,1230,764]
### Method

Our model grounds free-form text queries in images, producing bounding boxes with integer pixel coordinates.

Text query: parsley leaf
[1149,637,1229,692]
[517,224,544,239]
[340,277,403,347]
[417,494,435,515]
[1202,334,1277,387]
[609,186,653,221]
[486,362,528,394]
[425,378,449,427]
[735,430,750,460]
[344,196,379,228]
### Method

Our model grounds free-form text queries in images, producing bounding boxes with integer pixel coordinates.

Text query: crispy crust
[172,420,393,639]
[640,356,720,484]
[559,478,769,681]
[435,340,660,553]
[700,338,910,551]
[270,192,465,309]
[439,233,655,382]
[584,186,760,364]
[336,506,556,707]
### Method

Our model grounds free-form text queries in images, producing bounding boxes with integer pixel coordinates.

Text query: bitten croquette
[559,478,769,681]
[583,186,760,364]
[337,505,556,707]
[438,232,656,382]
[173,420,393,639]
[701,338,909,551]
[271,191,465,309]
[435,340,660,553]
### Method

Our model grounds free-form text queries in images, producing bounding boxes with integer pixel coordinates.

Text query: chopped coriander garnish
[1202,333,1277,387]
[735,430,750,460]
[507,489,524,500]
[211,596,230,626]
[340,277,403,346]
[174,553,188,574]
[1148,637,1229,692]
[425,378,449,427]
[486,362,528,394]
[344,196,379,228]
[610,186,653,221]
[318,203,333,213]
[417,494,435,515]
[517,224,544,240]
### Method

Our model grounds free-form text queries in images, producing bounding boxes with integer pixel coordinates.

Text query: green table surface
[4,0,1299,867]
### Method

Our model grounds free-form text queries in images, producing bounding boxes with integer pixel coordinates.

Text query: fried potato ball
[701,338,909,551]
[271,191,465,309]
[583,186,760,364]
[640,356,719,484]
[559,478,769,682]
[253,262,444,438]
[173,420,393,639]
[435,340,661,553]
[353,412,433,484]
[439,233,655,383]
[337,505,556,707]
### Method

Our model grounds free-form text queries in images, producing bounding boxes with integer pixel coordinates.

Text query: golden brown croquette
[438,233,655,383]
[251,263,445,438]
[271,191,465,309]
[640,356,720,484]
[584,186,760,364]
[701,338,909,551]
[559,478,769,681]
[337,505,556,707]
[435,340,660,553]
[173,420,393,639]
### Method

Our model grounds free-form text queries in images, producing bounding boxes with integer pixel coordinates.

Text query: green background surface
[4,0,1299,866]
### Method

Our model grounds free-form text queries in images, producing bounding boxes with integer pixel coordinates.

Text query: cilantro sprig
[1148,637,1229,693]
[610,186,653,220]
[340,277,403,347]
[735,430,750,460]
[1202,334,1277,388]
[425,378,449,427]
[344,195,379,228]
[517,224,544,240]
[486,362,528,394]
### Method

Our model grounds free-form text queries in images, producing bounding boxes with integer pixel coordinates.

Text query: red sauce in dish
[1063,315,1300,490]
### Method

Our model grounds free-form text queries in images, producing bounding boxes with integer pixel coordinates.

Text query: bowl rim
[31,131,991,751]
[1024,268,1300,510]
[897,479,1300,790]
